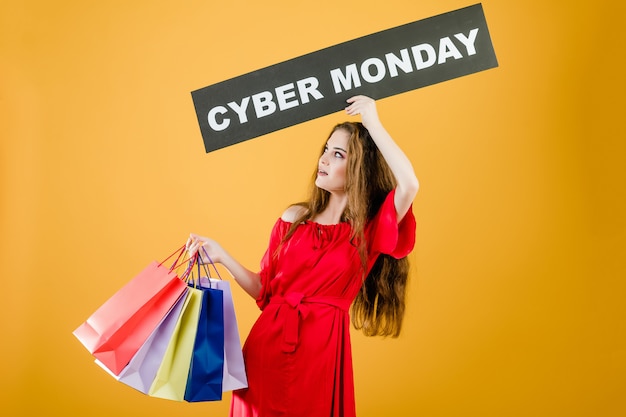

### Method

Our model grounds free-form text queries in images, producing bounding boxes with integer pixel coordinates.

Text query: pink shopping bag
[73,246,189,375]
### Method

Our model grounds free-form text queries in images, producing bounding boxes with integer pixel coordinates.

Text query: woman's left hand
[345,95,381,129]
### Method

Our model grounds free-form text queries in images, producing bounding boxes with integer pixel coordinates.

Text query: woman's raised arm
[345,95,419,221]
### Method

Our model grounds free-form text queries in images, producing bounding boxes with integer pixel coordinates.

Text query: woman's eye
[334,151,344,158]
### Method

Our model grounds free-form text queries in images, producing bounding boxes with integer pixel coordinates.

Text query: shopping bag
[148,286,204,401]
[95,288,189,393]
[184,279,225,402]
[73,246,189,375]
[200,276,248,391]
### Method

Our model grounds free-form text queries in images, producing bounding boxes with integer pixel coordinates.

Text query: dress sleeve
[367,189,416,259]
[255,218,289,310]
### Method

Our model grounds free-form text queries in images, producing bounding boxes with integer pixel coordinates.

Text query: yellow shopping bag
[148,286,203,401]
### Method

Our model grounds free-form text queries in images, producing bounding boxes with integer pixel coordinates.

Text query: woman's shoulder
[280,204,308,223]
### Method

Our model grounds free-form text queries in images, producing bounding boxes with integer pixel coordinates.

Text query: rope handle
[190,247,223,289]
[156,242,223,287]
[158,244,186,270]
[158,244,199,282]
[200,246,223,280]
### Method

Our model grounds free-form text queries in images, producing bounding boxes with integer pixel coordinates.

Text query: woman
[187,95,419,417]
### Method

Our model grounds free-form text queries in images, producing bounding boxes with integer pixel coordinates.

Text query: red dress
[230,190,416,417]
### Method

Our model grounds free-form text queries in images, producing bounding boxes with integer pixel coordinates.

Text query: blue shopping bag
[183,275,225,402]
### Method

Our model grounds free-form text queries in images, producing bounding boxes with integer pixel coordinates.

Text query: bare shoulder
[281,204,308,223]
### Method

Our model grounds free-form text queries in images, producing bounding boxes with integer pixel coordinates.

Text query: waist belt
[269,293,351,353]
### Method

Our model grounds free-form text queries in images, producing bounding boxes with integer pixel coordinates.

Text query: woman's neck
[314,193,347,225]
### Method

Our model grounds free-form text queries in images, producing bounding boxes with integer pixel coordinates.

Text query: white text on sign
[206,28,479,133]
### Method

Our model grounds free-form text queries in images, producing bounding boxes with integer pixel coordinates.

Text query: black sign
[191,3,498,153]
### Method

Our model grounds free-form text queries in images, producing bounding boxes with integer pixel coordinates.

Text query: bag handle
[165,245,199,282]
[158,244,187,271]
[189,247,223,289]
[200,246,222,280]
[160,243,223,286]
[180,250,200,282]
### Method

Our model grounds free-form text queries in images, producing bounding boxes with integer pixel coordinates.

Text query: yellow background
[1,1,624,416]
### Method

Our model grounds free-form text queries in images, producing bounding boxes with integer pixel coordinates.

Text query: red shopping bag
[73,246,190,375]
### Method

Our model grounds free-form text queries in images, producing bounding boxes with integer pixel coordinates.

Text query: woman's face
[315,128,350,194]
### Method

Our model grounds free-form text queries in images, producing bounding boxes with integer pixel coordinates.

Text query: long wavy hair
[283,122,410,337]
